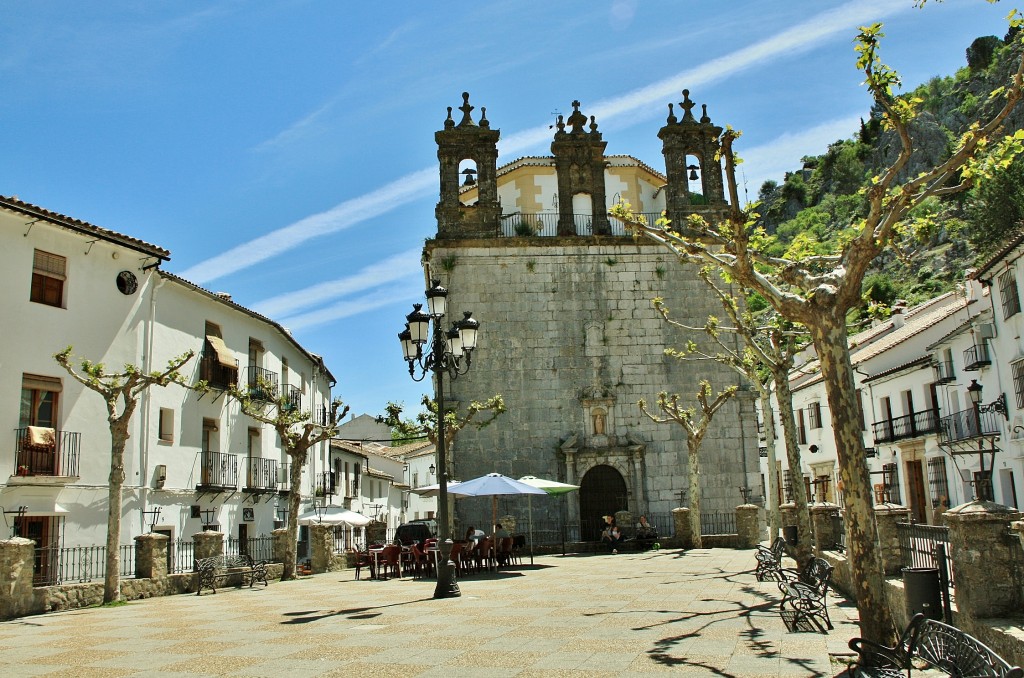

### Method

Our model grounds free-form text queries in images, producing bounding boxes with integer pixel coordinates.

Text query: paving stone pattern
[0,547,860,677]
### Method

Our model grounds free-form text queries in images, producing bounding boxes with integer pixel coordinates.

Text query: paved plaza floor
[0,547,862,677]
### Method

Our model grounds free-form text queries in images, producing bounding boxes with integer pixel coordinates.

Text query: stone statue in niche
[593,410,606,435]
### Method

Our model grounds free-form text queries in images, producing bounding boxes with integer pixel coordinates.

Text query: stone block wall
[427,240,761,528]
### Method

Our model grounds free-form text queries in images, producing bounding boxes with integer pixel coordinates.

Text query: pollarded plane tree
[228,377,347,580]
[615,8,1024,645]
[638,381,737,549]
[651,268,813,566]
[383,394,506,532]
[55,347,199,603]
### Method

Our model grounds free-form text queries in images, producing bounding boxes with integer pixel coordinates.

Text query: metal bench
[194,554,269,596]
[755,536,786,581]
[777,556,833,633]
[848,613,1024,677]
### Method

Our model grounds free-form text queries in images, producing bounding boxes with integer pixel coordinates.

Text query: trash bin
[903,567,942,620]
[783,525,798,545]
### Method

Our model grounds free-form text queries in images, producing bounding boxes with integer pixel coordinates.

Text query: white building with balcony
[1,195,335,583]
[764,283,986,525]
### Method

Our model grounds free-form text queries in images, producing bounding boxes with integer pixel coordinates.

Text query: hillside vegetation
[754,30,1024,317]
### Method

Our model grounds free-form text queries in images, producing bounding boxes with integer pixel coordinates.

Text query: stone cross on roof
[567,100,588,133]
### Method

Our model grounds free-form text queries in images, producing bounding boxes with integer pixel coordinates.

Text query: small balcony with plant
[199,350,238,390]
[12,427,81,481]
[246,366,279,401]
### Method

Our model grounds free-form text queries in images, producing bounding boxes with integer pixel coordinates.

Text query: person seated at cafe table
[494,523,510,539]
[465,526,485,543]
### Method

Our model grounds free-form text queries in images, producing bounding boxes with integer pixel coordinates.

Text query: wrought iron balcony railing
[244,456,278,492]
[938,407,1002,444]
[246,366,279,401]
[198,450,238,489]
[315,471,338,498]
[497,212,665,238]
[282,385,301,412]
[199,351,238,390]
[13,428,81,477]
[963,343,991,371]
[872,410,942,444]
[933,360,955,384]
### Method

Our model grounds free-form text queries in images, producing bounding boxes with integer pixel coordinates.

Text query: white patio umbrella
[296,506,371,527]
[448,473,546,543]
[409,481,463,498]
[519,475,580,564]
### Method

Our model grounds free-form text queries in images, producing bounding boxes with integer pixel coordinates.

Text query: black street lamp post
[398,279,479,599]
[966,379,1008,502]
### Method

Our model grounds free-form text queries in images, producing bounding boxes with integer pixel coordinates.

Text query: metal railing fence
[896,521,955,590]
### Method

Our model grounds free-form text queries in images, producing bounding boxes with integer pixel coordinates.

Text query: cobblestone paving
[0,547,861,677]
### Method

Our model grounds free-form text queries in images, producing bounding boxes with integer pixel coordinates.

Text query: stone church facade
[423,92,760,538]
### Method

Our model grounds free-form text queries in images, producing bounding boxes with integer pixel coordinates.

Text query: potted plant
[16,465,29,476]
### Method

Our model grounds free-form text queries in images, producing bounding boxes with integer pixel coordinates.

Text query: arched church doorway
[579,464,627,541]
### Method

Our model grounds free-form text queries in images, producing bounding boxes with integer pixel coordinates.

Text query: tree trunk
[760,391,782,540]
[688,439,702,548]
[283,448,305,580]
[810,319,895,645]
[104,418,130,603]
[774,371,813,567]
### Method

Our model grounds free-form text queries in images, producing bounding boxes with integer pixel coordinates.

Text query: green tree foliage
[967,153,1024,253]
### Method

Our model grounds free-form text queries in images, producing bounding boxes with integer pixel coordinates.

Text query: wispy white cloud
[181,0,911,286]
[178,167,435,283]
[252,248,423,318]
[740,115,863,201]
[279,279,424,332]
[252,101,336,154]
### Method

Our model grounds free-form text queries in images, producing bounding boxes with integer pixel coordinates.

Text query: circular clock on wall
[116,270,138,295]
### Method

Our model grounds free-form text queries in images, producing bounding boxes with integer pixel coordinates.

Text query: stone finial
[457,92,476,127]
[480,106,489,128]
[567,100,587,133]
[555,114,565,133]
[700,103,711,124]
[680,89,696,122]
[444,106,454,129]
[589,115,598,133]
[666,102,677,124]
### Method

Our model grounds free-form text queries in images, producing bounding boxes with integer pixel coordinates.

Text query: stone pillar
[1013,520,1024,552]
[673,507,692,548]
[134,533,168,580]
[309,524,333,574]
[945,501,1024,618]
[272,528,289,564]
[735,504,761,549]
[499,514,516,534]
[874,503,911,576]
[0,538,36,620]
[192,530,224,561]
[810,503,840,555]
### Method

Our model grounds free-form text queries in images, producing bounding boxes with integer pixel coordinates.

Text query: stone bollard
[134,533,169,580]
[272,528,289,564]
[192,530,224,562]
[615,510,633,532]
[945,501,1023,619]
[735,504,761,549]
[0,538,37,619]
[873,503,910,576]
[309,523,333,574]
[810,503,840,555]
[673,507,692,549]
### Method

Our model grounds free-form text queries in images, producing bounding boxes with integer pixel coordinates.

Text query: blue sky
[0,0,1014,418]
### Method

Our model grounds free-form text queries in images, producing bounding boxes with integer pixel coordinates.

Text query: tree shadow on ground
[280,597,435,624]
